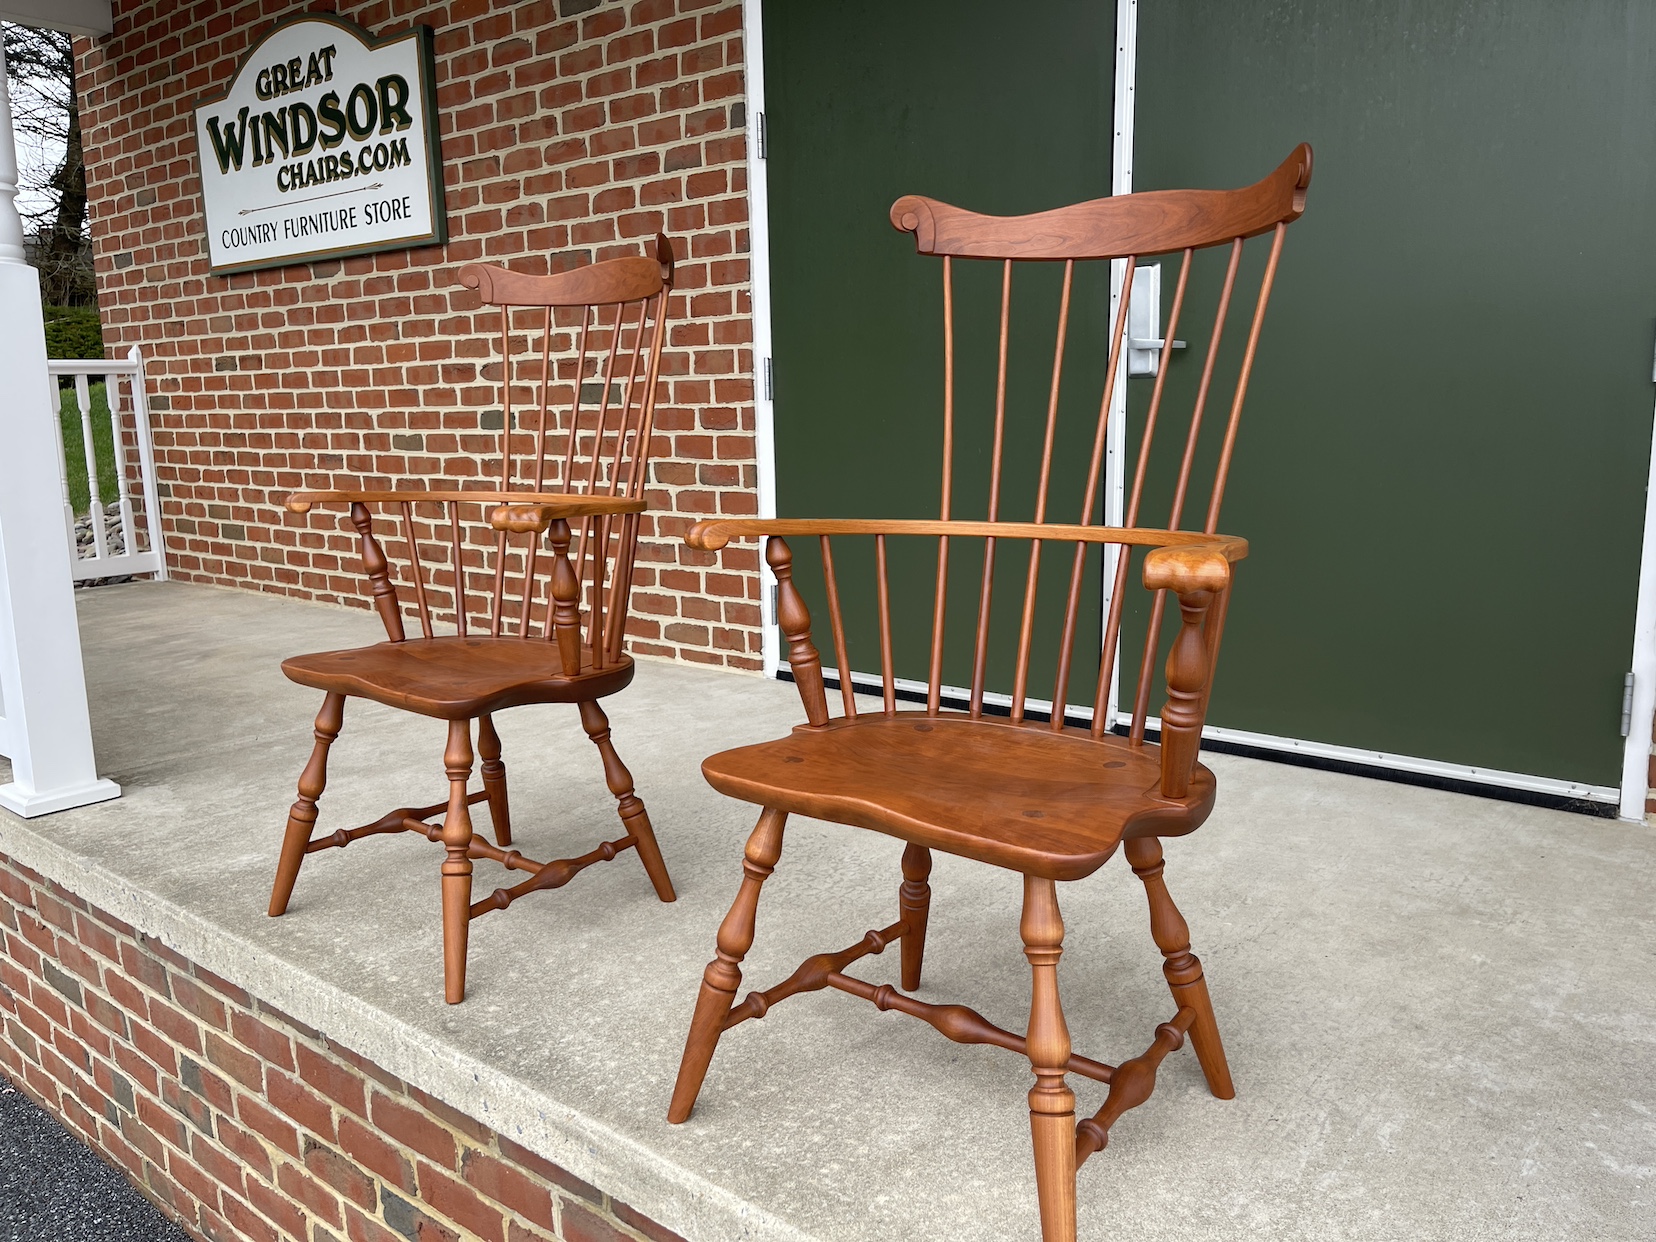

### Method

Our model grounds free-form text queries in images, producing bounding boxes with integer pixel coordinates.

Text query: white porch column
[0,36,118,816]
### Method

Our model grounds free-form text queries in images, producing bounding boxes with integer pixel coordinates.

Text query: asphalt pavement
[0,1074,192,1242]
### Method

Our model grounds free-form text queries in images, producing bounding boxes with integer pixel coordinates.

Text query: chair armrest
[685,516,1247,562]
[285,489,646,534]
[1141,547,1234,801]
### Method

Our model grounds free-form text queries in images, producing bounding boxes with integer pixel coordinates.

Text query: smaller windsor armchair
[667,152,1312,1240]
[268,237,677,1004]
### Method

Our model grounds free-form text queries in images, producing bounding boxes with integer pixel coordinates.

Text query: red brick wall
[0,851,683,1242]
[76,0,762,670]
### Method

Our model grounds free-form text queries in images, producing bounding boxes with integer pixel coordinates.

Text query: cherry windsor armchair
[269,236,678,1004]
[667,150,1312,1240]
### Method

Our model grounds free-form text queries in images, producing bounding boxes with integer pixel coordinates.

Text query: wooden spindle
[607,512,639,662]
[609,300,649,495]
[1205,223,1287,534]
[562,305,592,490]
[927,534,949,715]
[534,305,552,489]
[490,528,509,637]
[1076,255,1136,524]
[351,502,405,641]
[768,537,829,727]
[1010,538,1044,724]
[400,501,434,639]
[500,306,514,490]
[1090,253,1194,735]
[1034,260,1074,524]
[875,533,895,714]
[940,255,955,518]
[969,261,1016,719]
[519,529,541,637]
[585,302,626,494]
[590,514,610,671]
[1118,240,1241,743]
[1168,237,1242,529]
[1008,264,1075,725]
[1061,254,1136,731]
[820,535,856,718]
[628,292,670,501]
[447,500,466,637]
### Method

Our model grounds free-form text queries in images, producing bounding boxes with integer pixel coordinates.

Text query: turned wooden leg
[477,713,511,848]
[899,843,932,991]
[441,719,476,1005]
[667,808,786,1124]
[1125,836,1234,1099]
[269,692,345,918]
[579,699,675,903]
[1022,875,1077,1242]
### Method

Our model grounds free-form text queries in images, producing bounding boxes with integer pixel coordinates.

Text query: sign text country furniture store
[80,0,763,672]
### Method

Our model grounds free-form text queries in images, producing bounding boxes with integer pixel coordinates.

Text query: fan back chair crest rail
[668,146,1312,1242]
[267,235,681,1004]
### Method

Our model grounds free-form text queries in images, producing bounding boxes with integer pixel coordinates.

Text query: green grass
[58,381,118,516]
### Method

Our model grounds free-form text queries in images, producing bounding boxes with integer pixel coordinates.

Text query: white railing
[47,345,168,582]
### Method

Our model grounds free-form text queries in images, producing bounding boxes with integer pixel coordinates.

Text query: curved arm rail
[286,490,646,535]
[686,517,1244,566]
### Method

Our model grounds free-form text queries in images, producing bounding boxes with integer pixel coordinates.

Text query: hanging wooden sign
[192,15,447,275]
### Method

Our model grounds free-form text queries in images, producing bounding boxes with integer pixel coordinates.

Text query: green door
[1133,0,1656,788]
[763,1,1651,792]
[762,0,1118,709]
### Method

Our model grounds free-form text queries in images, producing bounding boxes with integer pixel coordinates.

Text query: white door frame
[740,0,1625,814]
[1617,401,1656,820]
[741,1,781,678]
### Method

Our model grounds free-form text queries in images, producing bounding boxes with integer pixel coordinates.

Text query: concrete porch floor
[1,579,1651,1241]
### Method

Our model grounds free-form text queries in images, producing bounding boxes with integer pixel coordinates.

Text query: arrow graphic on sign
[240,183,385,215]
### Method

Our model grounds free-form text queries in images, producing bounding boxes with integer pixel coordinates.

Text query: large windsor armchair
[667,151,1312,1240]
[268,237,678,1004]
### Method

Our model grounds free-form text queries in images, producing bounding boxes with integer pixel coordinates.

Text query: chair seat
[701,712,1215,881]
[282,636,634,719]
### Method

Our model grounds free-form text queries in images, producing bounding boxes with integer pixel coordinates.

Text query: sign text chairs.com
[667,150,1312,1241]
[268,237,677,1004]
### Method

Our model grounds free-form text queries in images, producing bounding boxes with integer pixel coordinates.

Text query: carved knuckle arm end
[1143,548,1231,596]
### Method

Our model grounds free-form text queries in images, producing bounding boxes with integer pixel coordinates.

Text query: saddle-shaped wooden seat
[703,713,1215,880]
[282,638,635,718]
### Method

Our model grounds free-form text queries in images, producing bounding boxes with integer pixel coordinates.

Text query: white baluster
[47,373,78,561]
[126,346,166,576]
[75,372,106,559]
[107,371,136,558]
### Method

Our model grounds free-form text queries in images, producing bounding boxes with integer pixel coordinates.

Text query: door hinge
[763,356,773,402]
[769,583,779,623]
[1621,671,1635,737]
[756,110,767,159]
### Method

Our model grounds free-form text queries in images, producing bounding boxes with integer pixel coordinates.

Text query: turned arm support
[1142,546,1233,799]
[766,538,831,726]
